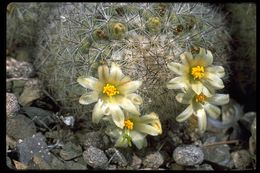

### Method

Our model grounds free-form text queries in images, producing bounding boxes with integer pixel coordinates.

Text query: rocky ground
[6,47,256,170]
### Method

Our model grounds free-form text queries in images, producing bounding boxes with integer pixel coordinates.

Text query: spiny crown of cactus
[34,3,231,123]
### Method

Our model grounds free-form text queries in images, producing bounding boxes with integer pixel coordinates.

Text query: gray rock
[12,80,27,96]
[203,144,230,166]
[231,150,251,169]
[173,145,204,166]
[143,151,164,169]
[77,131,109,150]
[65,160,87,170]
[83,146,108,169]
[19,78,43,106]
[6,92,20,118]
[7,114,37,140]
[16,133,52,165]
[51,157,66,170]
[28,155,52,169]
[6,57,35,78]
[59,141,82,161]
[6,156,15,169]
[105,148,128,167]
[129,153,142,169]
[21,107,55,128]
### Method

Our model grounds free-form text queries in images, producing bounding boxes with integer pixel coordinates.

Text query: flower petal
[139,112,160,123]
[204,103,221,119]
[119,97,140,115]
[92,99,105,123]
[180,52,193,65]
[109,104,125,129]
[191,81,203,95]
[201,84,213,97]
[207,94,229,105]
[206,66,225,78]
[79,92,99,105]
[206,73,224,89]
[98,64,109,83]
[196,108,207,132]
[175,92,192,104]
[126,93,143,105]
[167,77,188,90]
[176,104,193,122]
[110,62,124,82]
[195,48,213,66]
[77,76,99,90]
[134,124,161,136]
[129,131,146,149]
[118,81,142,94]
[167,62,184,75]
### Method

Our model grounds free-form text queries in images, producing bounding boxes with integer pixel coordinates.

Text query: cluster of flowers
[77,63,162,149]
[167,47,230,132]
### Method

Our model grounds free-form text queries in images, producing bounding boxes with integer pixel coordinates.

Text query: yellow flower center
[191,65,205,80]
[103,84,119,97]
[195,93,207,103]
[124,119,134,130]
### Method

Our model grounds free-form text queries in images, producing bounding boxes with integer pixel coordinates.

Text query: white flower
[167,47,225,97]
[175,89,229,132]
[77,62,143,128]
[106,112,162,149]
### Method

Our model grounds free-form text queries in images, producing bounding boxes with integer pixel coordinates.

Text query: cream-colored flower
[175,89,229,132]
[167,47,225,97]
[77,62,143,128]
[106,112,162,149]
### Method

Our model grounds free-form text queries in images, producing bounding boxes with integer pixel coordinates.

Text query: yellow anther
[195,93,207,103]
[191,65,205,80]
[124,119,134,130]
[103,84,119,97]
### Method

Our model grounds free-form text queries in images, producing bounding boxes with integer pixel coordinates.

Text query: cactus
[34,3,231,125]
[6,3,55,52]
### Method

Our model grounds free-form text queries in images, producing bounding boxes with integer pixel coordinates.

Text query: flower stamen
[103,84,119,97]
[124,119,134,130]
[191,65,205,79]
[195,93,207,103]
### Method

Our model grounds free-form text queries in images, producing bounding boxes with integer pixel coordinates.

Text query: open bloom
[77,62,143,128]
[167,47,225,97]
[106,112,162,149]
[175,89,229,132]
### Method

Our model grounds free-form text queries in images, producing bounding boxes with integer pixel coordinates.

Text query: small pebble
[143,151,164,169]
[173,145,204,166]
[231,150,251,169]
[83,146,108,169]
[6,92,20,117]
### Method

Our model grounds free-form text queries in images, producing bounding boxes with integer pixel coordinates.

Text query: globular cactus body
[34,3,231,122]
